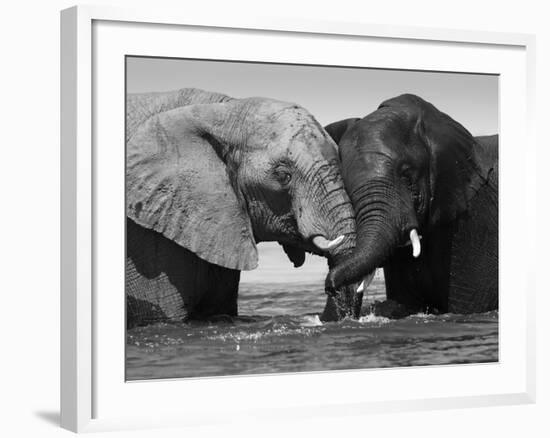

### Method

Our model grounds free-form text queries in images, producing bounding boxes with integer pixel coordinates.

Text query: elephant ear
[324,118,360,145]
[380,94,493,224]
[126,104,258,271]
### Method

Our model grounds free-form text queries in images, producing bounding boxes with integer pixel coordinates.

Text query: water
[126,276,498,380]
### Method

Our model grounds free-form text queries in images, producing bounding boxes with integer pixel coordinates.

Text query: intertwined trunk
[297,159,359,321]
[332,179,404,286]
[322,174,412,320]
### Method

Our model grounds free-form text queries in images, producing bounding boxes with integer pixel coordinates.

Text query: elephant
[322,94,498,318]
[125,88,357,327]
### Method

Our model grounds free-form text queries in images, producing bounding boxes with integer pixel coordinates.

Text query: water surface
[126,277,498,380]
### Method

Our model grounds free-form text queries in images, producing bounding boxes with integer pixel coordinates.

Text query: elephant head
[324,94,495,297]
[126,88,356,279]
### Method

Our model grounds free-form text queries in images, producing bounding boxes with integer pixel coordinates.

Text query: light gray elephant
[126,88,357,327]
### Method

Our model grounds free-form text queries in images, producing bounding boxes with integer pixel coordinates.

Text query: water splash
[127,282,498,380]
[301,315,323,327]
[358,313,391,324]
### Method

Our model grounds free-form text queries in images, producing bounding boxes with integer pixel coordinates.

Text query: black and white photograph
[2,0,547,434]
[125,56,498,380]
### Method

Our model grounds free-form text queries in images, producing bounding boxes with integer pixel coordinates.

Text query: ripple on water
[126,284,498,380]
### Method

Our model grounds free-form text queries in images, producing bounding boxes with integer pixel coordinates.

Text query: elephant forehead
[248,99,317,130]
[294,126,339,161]
[225,98,337,161]
[257,123,338,164]
[352,108,415,152]
[255,111,336,158]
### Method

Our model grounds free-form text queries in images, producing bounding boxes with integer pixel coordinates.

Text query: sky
[126,56,498,284]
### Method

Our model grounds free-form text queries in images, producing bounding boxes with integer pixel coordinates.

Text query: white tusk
[312,235,345,251]
[410,229,421,258]
[357,270,375,293]
[327,235,345,249]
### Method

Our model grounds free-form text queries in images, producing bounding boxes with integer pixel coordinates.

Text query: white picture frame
[60,4,536,433]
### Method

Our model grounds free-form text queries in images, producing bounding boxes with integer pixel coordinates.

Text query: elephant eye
[278,171,292,186]
[274,168,292,186]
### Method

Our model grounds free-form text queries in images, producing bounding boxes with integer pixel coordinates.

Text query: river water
[126,275,498,380]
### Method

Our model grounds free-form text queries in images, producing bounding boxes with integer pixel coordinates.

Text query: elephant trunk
[317,196,360,321]
[322,175,418,319]
[321,240,361,322]
[301,164,359,321]
[329,214,400,288]
[296,155,357,260]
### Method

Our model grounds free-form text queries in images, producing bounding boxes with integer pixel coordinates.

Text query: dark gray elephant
[126,88,357,327]
[322,94,498,318]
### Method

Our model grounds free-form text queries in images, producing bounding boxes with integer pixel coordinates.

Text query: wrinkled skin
[126,88,357,327]
[323,94,498,317]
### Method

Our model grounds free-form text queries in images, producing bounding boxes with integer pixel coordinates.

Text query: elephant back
[475,134,499,183]
[126,88,234,141]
